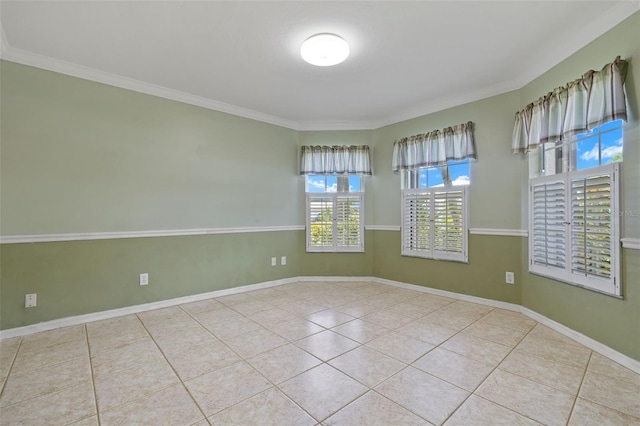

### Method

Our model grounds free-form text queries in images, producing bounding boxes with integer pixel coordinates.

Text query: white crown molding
[297,120,379,132]
[0,225,305,244]
[1,2,637,132]
[2,275,638,372]
[0,47,300,131]
[621,238,640,250]
[365,225,401,232]
[469,228,528,237]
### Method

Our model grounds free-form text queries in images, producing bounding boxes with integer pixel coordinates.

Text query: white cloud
[580,141,622,161]
[601,145,623,160]
[452,175,470,186]
[432,175,469,188]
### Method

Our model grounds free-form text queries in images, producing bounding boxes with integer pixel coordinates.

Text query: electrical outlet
[25,293,37,308]
[505,271,515,284]
[140,273,149,286]
[271,257,277,266]
[281,256,287,266]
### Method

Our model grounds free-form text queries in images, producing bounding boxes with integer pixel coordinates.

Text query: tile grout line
[0,336,23,402]
[135,310,212,424]
[321,301,499,424]
[178,301,326,424]
[183,285,424,424]
[438,312,543,425]
[565,350,593,425]
[382,304,505,424]
[84,324,102,426]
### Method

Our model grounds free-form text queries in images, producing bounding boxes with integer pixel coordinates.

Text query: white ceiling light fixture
[300,33,350,66]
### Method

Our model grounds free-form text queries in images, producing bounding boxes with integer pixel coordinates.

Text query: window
[401,159,471,189]
[306,175,364,252]
[400,160,469,262]
[540,120,623,176]
[529,121,622,296]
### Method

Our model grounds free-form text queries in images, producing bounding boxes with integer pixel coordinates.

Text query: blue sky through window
[576,119,623,170]
[307,175,362,192]
[418,160,470,188]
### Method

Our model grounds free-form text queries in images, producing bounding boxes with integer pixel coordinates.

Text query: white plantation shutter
[336,195,363,249]
[530,178,567,276]
[307,195,334,248]
[402,188,468,262]
[528,163,620,296]
[433,190,465,259]
[402,191,431,256]
[306,193,364,252]
[569,167,618,293]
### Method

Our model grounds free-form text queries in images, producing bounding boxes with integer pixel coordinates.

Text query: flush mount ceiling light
[300,33,350,66]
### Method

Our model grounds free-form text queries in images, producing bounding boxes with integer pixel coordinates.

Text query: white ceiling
[1,1,637,130]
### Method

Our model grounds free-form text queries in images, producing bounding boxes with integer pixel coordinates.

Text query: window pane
[348,175,362,192]
[576,135,600,170]
[542,143,562,176]
[325,175,338,192]
[448,162,470,186]
[602,128,623,164]
[307,176,327,192]
[599,119,623,132]
[419,169,427,188]
[427,168,443,188]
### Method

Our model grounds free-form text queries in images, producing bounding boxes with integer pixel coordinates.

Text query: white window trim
[306,192,365,253]
[401,187,469,263]
[528,162,621,297]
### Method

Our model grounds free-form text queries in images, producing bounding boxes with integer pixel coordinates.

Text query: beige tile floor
[1,280,639,425]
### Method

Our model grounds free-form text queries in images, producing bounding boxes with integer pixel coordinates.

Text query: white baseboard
[372,277,640,374]
[2,275,638,374]
[521,307,640,374]
[0,277,298,340]
[372,277,523,312]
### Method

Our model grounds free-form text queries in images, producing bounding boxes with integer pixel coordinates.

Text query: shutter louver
[336,195,362,248]
[402,191,431,255]
[307,195,334,248]
[570,173,612,280]
[434,190,464,256]
[531,180,566,270]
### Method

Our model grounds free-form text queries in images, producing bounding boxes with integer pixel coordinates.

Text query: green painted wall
[518,11,640,360]
[370,90,525,230]
[373,232,522,304]
[0,231,301,329]
[523,249,640,361]
[1,13,639,361]
[0,61,300,235]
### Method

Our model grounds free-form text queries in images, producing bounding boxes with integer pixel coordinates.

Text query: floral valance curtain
[300,145,372,175]
[512,56,628,154]
[391,121,476,172]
